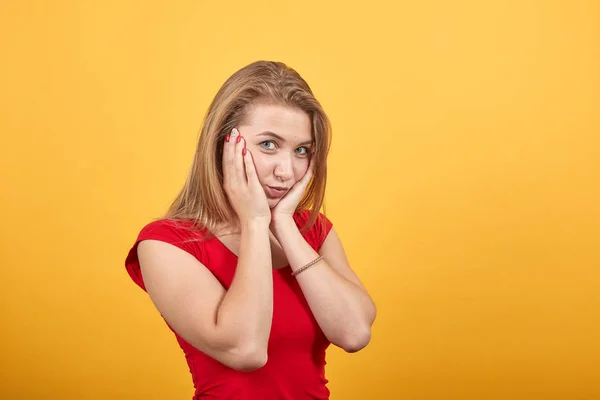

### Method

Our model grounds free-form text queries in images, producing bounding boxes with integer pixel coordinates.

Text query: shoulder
[136,218,205,243]
[124,218,207,290]
[294,209,334,250]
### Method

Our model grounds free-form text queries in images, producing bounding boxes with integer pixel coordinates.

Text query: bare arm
[272,217,376,353]
[137,218,272,371]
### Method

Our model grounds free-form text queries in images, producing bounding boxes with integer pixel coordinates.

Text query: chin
[268,199,280,209]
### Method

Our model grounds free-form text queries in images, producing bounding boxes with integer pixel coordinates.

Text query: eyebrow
[257,131,313,146]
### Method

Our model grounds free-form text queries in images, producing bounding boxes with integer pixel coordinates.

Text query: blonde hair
[164,60,332,235]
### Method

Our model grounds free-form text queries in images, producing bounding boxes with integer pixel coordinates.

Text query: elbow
[337,306,376,353]
[233,352,268,372]
[338,327,372,354]
[228,342,269,372]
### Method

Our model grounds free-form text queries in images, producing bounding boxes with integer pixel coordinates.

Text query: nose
[273,154,294,181]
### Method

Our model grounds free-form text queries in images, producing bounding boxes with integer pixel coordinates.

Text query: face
[237,103,313,208]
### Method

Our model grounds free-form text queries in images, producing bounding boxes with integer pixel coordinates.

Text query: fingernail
[242,148,247,156]
[236,135,242,143]
[225,134,230,142]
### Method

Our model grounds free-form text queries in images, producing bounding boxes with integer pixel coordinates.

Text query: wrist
[271,213,296,228]
[270,214,299,242]
[240,217,271,233]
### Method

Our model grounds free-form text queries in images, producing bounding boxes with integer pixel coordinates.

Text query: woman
[125,60,377,399]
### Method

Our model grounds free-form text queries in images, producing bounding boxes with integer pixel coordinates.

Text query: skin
[237,102,313,211]
[136,103,376,374]
[227,103,376,351]
[218,103,316,269]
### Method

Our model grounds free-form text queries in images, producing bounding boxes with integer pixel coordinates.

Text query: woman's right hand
[222,128,271,225]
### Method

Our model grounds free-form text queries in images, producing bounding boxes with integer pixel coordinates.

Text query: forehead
[240,103,312,141]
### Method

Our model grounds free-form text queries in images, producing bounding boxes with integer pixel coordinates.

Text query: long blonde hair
[164,60,332,235]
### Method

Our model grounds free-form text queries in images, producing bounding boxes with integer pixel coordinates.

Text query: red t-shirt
[125,210,334,399]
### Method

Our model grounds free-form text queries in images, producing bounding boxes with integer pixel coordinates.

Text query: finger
[286,159,314,198]
[282,165,310,201]
[243,148,260,186]
[307,157,315,177]
[234,133,246,185]
[299,158,315,186]
[223,128,236,184]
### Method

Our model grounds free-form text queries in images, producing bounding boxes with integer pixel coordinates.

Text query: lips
[265,185,289,198]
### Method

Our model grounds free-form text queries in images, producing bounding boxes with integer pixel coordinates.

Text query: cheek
[251,156,269,183]
[293,159,310,181]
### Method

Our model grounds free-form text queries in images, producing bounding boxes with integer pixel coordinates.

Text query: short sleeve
[315,212,333,250]
[294,210,334,251]
[124,219,204,291]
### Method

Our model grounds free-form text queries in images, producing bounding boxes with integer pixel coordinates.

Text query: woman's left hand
[271,158,315,221]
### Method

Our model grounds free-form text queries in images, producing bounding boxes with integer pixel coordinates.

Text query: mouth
[265,185,289,198]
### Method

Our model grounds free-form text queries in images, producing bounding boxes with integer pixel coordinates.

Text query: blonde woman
[125,60,376,399]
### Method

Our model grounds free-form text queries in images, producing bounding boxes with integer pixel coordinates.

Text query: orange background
[1,1,599,399]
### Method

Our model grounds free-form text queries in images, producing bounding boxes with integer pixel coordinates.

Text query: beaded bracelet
[291,255,324,277]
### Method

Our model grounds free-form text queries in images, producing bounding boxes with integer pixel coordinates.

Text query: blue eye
[259,141,276,150]
[295,147,310,156]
